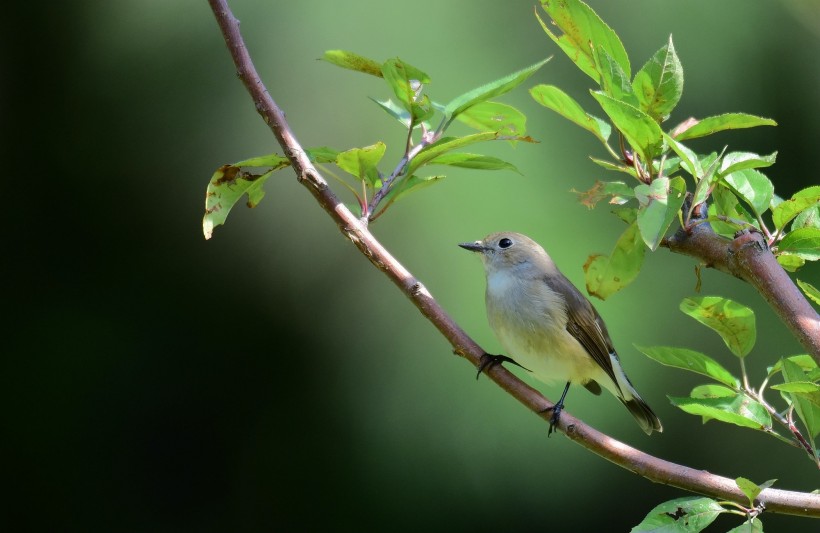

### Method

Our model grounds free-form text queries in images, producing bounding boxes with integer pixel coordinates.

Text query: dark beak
[459,241,486,253]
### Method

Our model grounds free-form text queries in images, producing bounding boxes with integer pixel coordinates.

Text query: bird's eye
[498,238,513,249]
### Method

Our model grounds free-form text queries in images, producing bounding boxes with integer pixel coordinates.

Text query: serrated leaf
[530,84,611,143]
[735,477,762,505]
[722,169,774,217]
[444,58,549,122]
[797,279,820,306]
[632,36,684,121]
[691,384,736,398]
[675,113,777,141]
[669,394,771,429]
[584,221,645,300]
[203,159,287,239]
[781,358,820,439]
[772,185,820,231]
[336,142,387,186]
[594,46,637,106]
[770,381,820,393]
[634,176,687,251]
[408,132,533,175]
[593,91,664,164]
[637,345,739,388]
[769,355,818,374]
[680,296,756,357]
[777,227,820,260]
[631,496,724,533]
[455,101,528,139]
[794,204,820,230]
[426,153,520,173]
[719,151,777,177]
[322,50,383,77]
[538,0,630,83]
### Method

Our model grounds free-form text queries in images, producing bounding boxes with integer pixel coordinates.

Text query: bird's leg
[475,352,531,380]
[540,381,571,436]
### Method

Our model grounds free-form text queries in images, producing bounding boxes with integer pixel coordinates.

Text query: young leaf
[680,296,756,357]
[592,91,664,164]
[589,158,638,178]
[336,142,387,187]
[719,151,777,177]
[380,174,444,208]
[204,164,285,240]
[631,36,684,121]
[593,46,637,107]
[583,221,645,300]
[778,253,806,272]
[772,185,820,231]
[574,180,635,208]
[735,477,763,506]
[370,97,413,128]
[636,345,739,388]
[689,149,725,214]
[381,58,432,119]
[407,132,532,175]
[322,50,383,77]
[781,358,820,438]
[663,133,702,178]
[777,227,820,260]
[669,393,771,429]
[797,279,820,306]
[725,518,764,533]
[634,176,687,251]
[631,497,724,533]
[722,168,774,217]
[709,183,755,237]
[444,58,549,123]
[537,0,630,83]
[691,384,736,398]
[530,84,611,143]
[425,153,520,173]
[675,113,777,141]
[454,101,528,138]
[770,382,820,393]
[769,354,818,374]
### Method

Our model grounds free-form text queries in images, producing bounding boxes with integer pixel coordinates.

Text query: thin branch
[207,0,820,518]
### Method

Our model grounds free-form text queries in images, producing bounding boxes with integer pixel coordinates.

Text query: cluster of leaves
[530,0,820,302]
[203,51,549,238]
[639,295,820,467]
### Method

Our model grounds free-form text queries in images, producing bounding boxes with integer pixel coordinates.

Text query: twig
[207,0,820,517]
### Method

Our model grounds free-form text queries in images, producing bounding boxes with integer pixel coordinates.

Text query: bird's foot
[475,353,530,380]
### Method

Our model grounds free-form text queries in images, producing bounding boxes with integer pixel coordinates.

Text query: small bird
[460,232,662,435]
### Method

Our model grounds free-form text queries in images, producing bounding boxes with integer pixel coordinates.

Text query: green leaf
[709,183,755,238]
[381,58,432,120]
[589,158,637,178]
[632,36,684,121]
[322,50,383,77]
[770,381,820,393]
[631,497,724,533]
[537,0,630,83]
[725,518,764,533]
[455,101,527,139]
[793,203,820,230]
[719,151,777,177]
[637,345,739,388]
[425,153,520,173]
[380,174,444,208]
[689,149,725,212]
[777,253,806,272]
[584,221,645,300]
[370,97,413,128]
[680,296,756,357]
[772,185,820,231]
[777,227,820,260]
[574,180,635,208]
[305,146,341,164]
[722,169,774,217]
[336,142,387,187]
[594,46,637,106]
[669,393,771,429]
[735,477,762,506]
[675,113,777,141]
[634,176,687,251]
[203,159,288,239]
[797,279,820,306]
[407,132,533,175]
[782,358,820,439]
[530,84,611,143]
[663,133,702,178]
[592,91,664,164]
[444,58,549,122]
[691,384,736,399]
[769,354,818,374]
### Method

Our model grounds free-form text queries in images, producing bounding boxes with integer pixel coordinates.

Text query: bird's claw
[475,353,530,380]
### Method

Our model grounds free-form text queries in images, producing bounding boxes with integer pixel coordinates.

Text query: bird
[459,231,662,435]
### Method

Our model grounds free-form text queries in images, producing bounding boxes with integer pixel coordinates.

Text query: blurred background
[5,0,820,531]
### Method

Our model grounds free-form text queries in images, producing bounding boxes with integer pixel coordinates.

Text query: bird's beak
[459,241,487,253]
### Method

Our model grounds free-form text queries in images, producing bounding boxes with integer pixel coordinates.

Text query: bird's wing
[542,274,621,391]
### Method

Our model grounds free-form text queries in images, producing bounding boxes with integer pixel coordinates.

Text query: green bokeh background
[7,1,820,531]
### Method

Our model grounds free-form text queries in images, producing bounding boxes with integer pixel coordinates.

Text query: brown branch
[663,204,820,366]
[207,0,820,518]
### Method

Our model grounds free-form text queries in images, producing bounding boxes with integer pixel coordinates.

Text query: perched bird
[460,232,662,435]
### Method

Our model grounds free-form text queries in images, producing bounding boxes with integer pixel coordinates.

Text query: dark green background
[6,1,820,531]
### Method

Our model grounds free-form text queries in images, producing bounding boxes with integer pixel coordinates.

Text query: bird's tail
[620,394,663,435]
